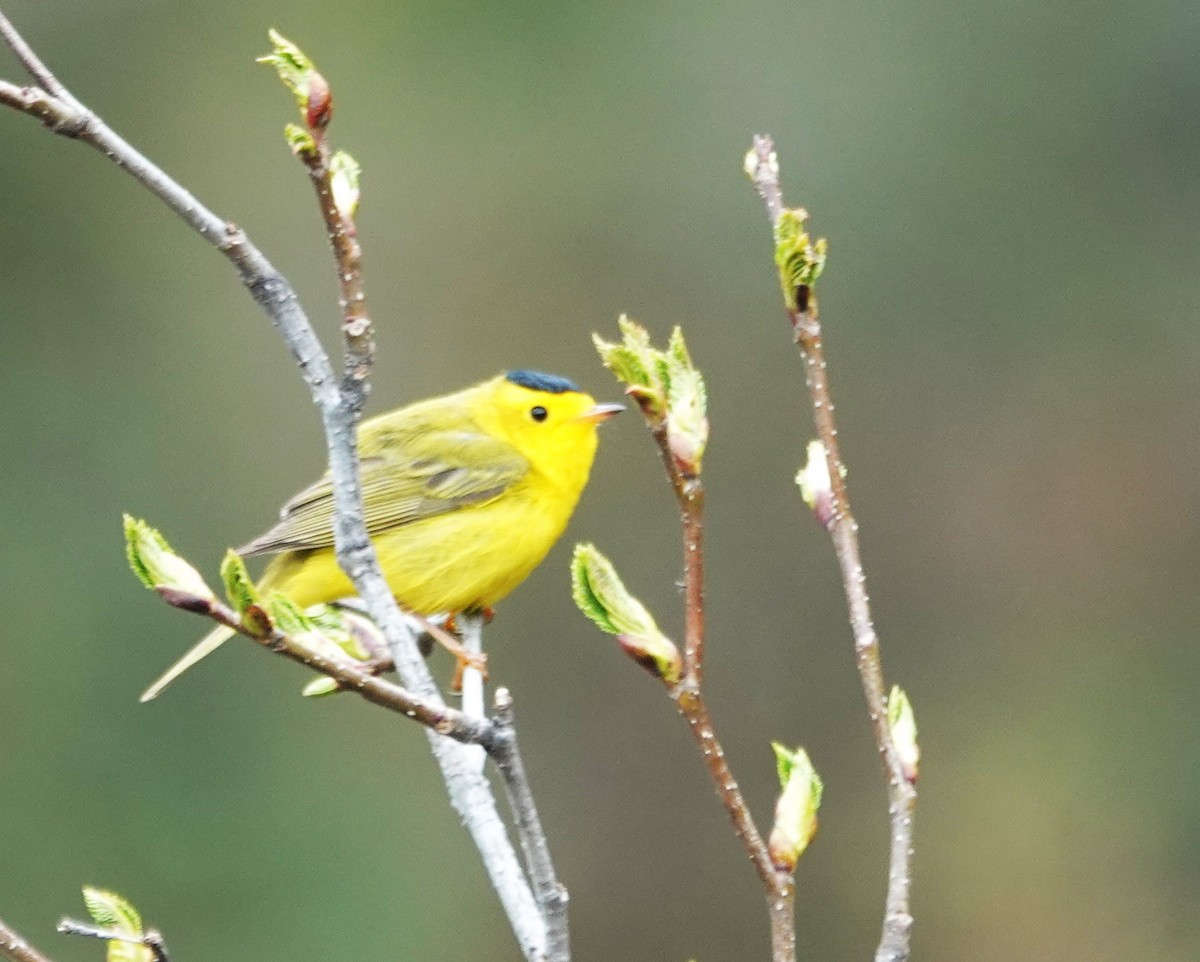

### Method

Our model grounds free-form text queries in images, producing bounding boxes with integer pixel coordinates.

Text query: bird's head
[474,370,623,486]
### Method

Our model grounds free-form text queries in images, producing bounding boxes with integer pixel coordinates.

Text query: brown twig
[638,418,796,962]
[155,586,496,746]
[747,133,917,962]
[289,113,374,405]
[0,917,54,962]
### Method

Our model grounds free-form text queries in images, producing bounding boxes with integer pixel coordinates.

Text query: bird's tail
[139,624,236,703]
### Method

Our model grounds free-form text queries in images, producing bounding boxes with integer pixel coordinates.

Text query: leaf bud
[795,440,837,528]
[768,743,823,872]
[571,543,681,684]
[124,515,215,603]
[258,29,332,132]
[887,685,920,782]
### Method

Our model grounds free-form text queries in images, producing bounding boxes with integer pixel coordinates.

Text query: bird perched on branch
[140,369,623,701]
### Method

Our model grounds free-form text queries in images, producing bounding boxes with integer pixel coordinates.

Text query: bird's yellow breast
[260,456,590,614]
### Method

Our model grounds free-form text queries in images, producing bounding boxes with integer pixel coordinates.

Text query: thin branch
[640,414,796,962]
[680,483,706,686]
[490,688,570,962]
[0,917,54,962]
[673,689,795,962]
[288,116,374,407]
[643,419,706,685]
[155,587,495,746]
[57,921,170,962]
[0,15,551,960]
[747,133,917,962]
[0,12,79,108]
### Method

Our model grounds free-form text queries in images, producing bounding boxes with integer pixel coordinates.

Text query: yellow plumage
[140,370,621,701]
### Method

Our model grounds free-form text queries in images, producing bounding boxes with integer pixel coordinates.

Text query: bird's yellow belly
[260,485,574,615]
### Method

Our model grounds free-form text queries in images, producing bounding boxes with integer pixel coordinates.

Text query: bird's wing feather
[237,430,528,555]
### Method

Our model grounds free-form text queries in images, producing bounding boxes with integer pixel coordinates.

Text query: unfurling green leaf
[283,122,317,157]
[81,887,151,962]
[594,317,708,471]
[219,550,259,615]
[329,150,362,220]
[262,596,371,695]
[888,685,920,782]
[258,29,331,130]
[593,315,664,417]
[664,327,708,472]
[123,515,214,601]
[82,886,142,933]
[768,743,823,872]
[773,208,828,311]
[571,543,681,683]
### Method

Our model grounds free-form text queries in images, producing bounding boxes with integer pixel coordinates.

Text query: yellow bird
[141,370,622,701]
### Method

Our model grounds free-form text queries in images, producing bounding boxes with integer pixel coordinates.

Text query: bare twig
[673,682,795,962]
[491,688,570,962]
[0,13,79,108]
[747,133,917,962]
[57,920,169,962]
[0,14,552,959]
[0,916,54,962]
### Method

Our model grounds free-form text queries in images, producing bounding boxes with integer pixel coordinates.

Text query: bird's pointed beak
[578,402,625,423]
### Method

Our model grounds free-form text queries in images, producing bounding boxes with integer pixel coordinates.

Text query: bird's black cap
[505,370,580,394]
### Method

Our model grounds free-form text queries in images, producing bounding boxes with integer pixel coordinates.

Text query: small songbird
[140,370,623,701]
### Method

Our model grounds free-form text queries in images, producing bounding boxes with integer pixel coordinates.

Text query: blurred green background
[2,0,1198,959]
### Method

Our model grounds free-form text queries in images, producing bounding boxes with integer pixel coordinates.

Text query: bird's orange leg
[408,612,489,690]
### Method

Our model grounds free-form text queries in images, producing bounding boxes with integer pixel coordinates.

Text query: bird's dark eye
[530,405,548,422]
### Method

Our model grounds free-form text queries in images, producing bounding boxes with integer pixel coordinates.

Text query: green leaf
[571,543,618,634]
[264,591,312,637]
[283,122,317,157]
[258,29,317,111]
[664,330,708,471]
[571,544,681,683]
[82,887,151,962]
[666,324,693,369]
[219,550,259,615]
[592,334,650,390]
[123,515,214,601]
[773,208,828,310]
[265,594,366,667]
[83,887,142,933]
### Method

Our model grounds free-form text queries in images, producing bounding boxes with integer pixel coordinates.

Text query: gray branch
[491,688,571,960]
[0,11,558,960]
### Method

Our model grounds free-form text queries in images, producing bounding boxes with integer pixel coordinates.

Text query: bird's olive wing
[236,430,529,555]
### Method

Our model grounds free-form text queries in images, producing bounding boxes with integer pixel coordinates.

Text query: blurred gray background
[2,1,1198,960]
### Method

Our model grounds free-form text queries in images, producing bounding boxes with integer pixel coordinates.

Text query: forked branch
[0,13,563,960]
